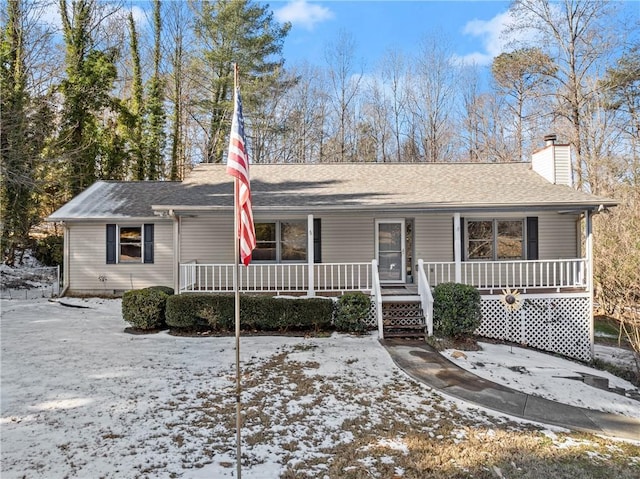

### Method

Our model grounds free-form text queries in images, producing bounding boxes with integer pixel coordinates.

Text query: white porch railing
[179,262,372,294]
[417,260,434,336]
[423,258,587,293]
[371,259,384,339]
[180,259,587,295]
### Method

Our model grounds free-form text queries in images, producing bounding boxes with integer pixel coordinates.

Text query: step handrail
[371,259,384,339]
[417,259,434,336]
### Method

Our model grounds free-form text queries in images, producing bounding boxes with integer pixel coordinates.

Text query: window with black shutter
[106,224,155,264]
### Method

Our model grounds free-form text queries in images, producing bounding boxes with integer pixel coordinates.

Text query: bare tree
[594,186,640,379]
[492,48,556,161]
[411,32,457,162]
[380,48,409,162]
[324,30,363,162]
[277,62,329,163]
[360,74,392,162]
[458,64,484,162]
[507,0,620,189]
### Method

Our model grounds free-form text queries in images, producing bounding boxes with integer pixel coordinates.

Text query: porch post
[454,213,462,283]
[585,210,593,292]
[171,211,180,294]
[585,209,594,357]
[307,214,315,296]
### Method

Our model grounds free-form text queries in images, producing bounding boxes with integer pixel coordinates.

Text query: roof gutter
[152,200,619,216]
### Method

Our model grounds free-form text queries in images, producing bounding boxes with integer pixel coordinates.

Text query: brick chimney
[531,134,573,187]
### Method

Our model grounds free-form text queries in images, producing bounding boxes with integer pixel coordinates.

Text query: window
[119,227,142,262]
[106,224,154,264]
[254,220,307,262]
[466,219,524,260]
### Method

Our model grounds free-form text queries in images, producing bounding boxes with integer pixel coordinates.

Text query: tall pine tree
[192,0,290,163]
[144,0,165,180]
[1,0,51,264]
[56,0,117,197]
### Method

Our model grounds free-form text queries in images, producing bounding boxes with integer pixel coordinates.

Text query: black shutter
[526,217,538,260]
[460,217,465,261]
[313,218,321,263]
[106,224,117,264]
[452,217,465,261]
[144,224,154,264]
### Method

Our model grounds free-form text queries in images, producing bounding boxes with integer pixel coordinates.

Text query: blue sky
[269,0,514,69]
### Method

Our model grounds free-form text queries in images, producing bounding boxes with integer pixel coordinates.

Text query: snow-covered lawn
[1,298,639,479]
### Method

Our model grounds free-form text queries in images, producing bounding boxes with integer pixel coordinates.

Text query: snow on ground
[443,342,640,418]
[0,255,60,299]
[1,297,638,478]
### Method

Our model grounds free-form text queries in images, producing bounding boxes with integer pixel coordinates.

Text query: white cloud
[274,0,334,31]
[458,10,515,66]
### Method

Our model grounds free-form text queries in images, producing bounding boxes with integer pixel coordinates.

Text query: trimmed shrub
[165,294,334,333]
[122,288,169,330]
[432,282,482,338]
[334,292,371,333]
[166,294,234,331]
[267,297,334,332]
[147,285,175,296]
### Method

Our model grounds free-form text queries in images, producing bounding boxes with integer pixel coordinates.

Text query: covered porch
[178,257,589,296]
[171,207,596,361]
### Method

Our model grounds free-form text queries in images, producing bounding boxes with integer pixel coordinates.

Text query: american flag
[226,85,256,266]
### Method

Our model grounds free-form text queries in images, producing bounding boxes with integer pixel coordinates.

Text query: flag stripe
[226,85,256,266]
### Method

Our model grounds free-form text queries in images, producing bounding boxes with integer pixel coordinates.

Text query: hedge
[334,292,371,333]
[165,294,334,333]
[122,288,170,330]
[432,282,482,338]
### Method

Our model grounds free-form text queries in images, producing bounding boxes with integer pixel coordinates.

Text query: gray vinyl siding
[414,215,453,262]
[177,210,578,267]
[67,221,174,294]
[321,214,376,263]
[180,215,235,264]
[538,212,578,259]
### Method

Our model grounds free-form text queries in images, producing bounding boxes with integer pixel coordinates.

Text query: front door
[376,219,405,283]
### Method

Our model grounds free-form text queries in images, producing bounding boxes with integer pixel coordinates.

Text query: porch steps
[381,297,426,339]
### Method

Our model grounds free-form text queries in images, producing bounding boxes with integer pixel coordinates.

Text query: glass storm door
[376,220,405,283]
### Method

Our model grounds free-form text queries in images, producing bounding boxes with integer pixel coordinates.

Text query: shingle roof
[47,163,616,221]
[47,181,183,220]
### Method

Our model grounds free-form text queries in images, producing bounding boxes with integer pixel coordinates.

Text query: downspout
[60,222,70,297]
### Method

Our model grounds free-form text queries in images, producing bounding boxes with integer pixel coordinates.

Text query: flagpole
[234,176,242,479]
[233,64,242,479]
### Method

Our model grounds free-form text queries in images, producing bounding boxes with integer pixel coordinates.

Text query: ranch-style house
[48,136,617,361]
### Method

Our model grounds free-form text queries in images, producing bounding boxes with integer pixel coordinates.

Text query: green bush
[165,294,233,331]
[432,282,482,337]
[334,292,371,333]
[165,294,334,333]
[147,285,175,295]
[122,288,169,330]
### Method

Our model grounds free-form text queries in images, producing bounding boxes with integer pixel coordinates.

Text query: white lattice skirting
[478,293,592,362]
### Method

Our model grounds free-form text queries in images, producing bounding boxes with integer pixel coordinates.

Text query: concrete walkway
[382,338,640,441]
